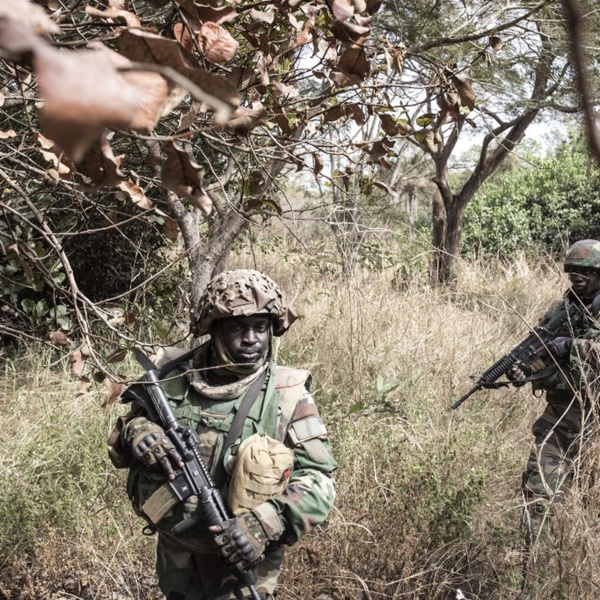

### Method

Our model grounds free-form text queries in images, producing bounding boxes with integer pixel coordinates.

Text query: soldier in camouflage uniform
[108,269,338,600]
[510,240,600,542]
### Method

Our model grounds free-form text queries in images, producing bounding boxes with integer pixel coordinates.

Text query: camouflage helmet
[193,269,297,337]
[564,239,600,271]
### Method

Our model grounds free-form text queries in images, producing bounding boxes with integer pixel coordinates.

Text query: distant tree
[370,0,598,284]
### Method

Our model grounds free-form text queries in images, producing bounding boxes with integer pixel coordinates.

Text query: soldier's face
[219,315,271,364]
[568,267,600,296]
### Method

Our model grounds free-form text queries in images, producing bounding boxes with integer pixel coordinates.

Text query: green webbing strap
[212,368,269,491]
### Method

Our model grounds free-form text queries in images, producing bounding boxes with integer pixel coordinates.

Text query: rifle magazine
[142,483,181,525]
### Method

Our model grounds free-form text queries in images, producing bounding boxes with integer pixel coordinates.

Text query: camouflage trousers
[521,394,582,537]
[156,530,281,600]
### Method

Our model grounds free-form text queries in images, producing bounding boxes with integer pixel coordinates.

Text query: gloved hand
[124,417,183,480]
[507,363,528,387]
[210,512,272,572]
[546,336,573,360]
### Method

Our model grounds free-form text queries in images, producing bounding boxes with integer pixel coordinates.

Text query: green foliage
[462,139,600,256]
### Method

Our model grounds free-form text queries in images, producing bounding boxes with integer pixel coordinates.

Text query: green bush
[463,138,600,257]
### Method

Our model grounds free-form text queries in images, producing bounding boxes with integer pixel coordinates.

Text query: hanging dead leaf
[101,379,125,407]
[49,330,68,346]
[329,20,369,44]
[369,137,394,163]
[490,36,504,51]
[173,22,195,53]
[118,180,152,210]
[93,43,172,131]
[378,113,400,136]
[391,45,405,74]
[314,153,324,177]
[76,137,127,187]
[34,131,73,174]
[117,29,240,122]
[198,22,238,64]
[272,81,298,98]
[224,104,267,135]
[330,0,354,21]
[164,215,179,241]
[451,74,476,111]
[0,0,60,34]
[196,5,238,24]
[35,44,143,163]
[292,18,313,49]
[161,141,213,214]
[347,104,365,125]
[335,36,369,84]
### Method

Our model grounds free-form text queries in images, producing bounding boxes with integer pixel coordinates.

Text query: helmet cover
[193,269,297,337]
[564,239,600,271]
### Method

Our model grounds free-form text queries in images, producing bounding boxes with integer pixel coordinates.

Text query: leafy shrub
[463,138,600,257]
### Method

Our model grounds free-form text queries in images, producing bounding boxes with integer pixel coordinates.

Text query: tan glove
[210,509,283,572]
[124,417,183,479]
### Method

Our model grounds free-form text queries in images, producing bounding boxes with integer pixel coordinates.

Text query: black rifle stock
[133,364,261,600]
[452,303,580,410]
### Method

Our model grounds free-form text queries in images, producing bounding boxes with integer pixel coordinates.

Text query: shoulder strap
[212,368,269,490]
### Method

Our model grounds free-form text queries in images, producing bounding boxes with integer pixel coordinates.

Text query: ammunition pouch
[228,433,294,516]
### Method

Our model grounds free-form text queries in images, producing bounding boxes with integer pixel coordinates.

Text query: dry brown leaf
[34,131,73,174]
[85,5,141,28]
[35,45,143,163]
[378,113,399,136]
[76,137,127,187]
[0,0,60,34]
[330,0,354,21]
[330,19,369,44]
[161,141,213,214]
[292,18,313,49]
[314,153,324,177]
[249,8,274,24]
[490,35,504,51]
[0,130,16,139]
[196,5,239,24]
[71,349,85,378]
[76,376,92,397]
[173,22,195,53]
[198,22,238,63]
[224,104,267,135]
[452,74,476,111]
[49,330,69,345]
[272,81,298,98]
[335,37,369,84]
[164,215,180,241]
[117,29,240,122]
[118,180,152,210]
[102,379,125,407]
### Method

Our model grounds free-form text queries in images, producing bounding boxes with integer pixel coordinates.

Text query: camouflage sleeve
[570,307,600,378]
[107,403,146,469]
[254,389,338,547]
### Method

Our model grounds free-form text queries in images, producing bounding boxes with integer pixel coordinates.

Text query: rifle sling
[212,368,269,491]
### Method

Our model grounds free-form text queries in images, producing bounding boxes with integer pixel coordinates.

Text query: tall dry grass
[2,241,599,599]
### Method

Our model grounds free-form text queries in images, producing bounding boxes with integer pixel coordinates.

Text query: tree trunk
[430,188,446,285]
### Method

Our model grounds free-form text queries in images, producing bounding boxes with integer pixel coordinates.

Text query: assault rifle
[124,349,261,600]
[452,302,580,410]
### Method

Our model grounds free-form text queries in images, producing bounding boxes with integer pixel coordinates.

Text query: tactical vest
[126,361,310,531]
